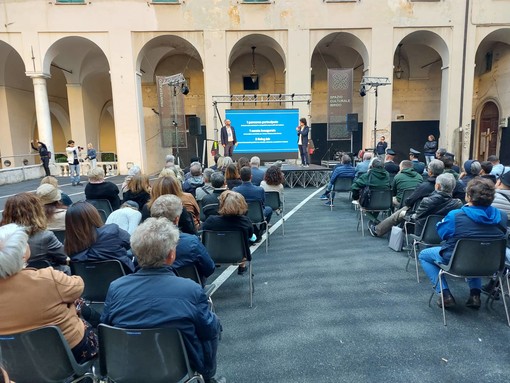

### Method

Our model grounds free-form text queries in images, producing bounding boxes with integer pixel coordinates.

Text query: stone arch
[228,34,286,98]
[135,34,205,173]
[43,36,111,83]
[473,28,510,162]
[311,31,369,122]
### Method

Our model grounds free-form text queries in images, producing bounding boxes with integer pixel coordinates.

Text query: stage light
[250,46,258,83]
[359,85,366,97]
[181,83,189,95]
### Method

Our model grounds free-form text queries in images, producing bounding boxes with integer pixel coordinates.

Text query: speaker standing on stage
[296,117,309,167]
[220,119,237,156]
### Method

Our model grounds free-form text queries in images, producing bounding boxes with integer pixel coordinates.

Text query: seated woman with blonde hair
[1,192,69,274]
[122,173,151,211]
[0,223,98,364]
[202,190,255,275]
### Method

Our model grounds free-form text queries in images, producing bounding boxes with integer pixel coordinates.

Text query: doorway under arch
[478,101,499,161]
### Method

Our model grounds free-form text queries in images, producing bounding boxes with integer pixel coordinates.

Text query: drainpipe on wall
[458,0,471,164]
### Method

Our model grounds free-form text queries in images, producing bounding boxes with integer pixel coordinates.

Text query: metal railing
[0,152,119,177]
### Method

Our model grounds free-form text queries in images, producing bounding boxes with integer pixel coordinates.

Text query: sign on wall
[327,68,353,141]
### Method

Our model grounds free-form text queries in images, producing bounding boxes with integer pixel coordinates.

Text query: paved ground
[1,178,509,382]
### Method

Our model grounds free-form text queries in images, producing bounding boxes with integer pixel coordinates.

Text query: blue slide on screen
[226,109,299,155]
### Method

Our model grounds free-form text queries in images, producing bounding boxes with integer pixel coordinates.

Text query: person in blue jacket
[150,194,215,286]
[419,178,508,309]
[318,154,356,204]
[100,218,224,383]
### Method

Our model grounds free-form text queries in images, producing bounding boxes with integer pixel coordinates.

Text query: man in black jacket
[368,160,462,237]
[31,139,51,176]
[409,173,463,235]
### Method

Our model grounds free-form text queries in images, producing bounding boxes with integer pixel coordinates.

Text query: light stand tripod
[360,76,391,149]
[159,73,190,167]
[171,85,181,167]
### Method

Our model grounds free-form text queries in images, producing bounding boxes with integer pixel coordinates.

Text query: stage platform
[280,164,331,188]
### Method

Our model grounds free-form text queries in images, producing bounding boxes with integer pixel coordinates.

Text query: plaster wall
[0,0,509,173]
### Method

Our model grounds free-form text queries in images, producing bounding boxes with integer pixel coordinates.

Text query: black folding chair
[202,230,254,307]
[357,189,392,237]
[427,238,509,326]
[0,326,96,383]
[26,259,52,270]
[51,229,66,243]
[98,324,204,383]
[328,177,353,210]
[86,199,113,220]
[265,191,284,235]
[406,215,443,283]
[246,200,269,254]
[199,200,219,223]
[70,259,126,312]
[397,188,416,210]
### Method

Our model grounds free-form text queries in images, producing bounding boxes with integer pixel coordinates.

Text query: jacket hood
[188,176,204,185]
[401,168,420,178]
[461,205,502,225]
[368,167,389,181]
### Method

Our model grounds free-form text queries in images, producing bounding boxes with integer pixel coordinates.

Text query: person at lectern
[296,117,309,167]
[221,119,237,156]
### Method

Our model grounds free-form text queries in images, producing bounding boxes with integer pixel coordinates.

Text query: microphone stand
[320,142,335,162]
[172,85,181,167]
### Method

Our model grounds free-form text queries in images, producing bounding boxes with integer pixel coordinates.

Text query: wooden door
[478,102,499,161]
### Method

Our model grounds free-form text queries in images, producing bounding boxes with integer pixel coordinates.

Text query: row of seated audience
[323,149,510,311]
[0,154,287,382]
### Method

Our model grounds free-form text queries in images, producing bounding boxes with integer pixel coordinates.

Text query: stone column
[28,73,54,157]
[66,83,89,147]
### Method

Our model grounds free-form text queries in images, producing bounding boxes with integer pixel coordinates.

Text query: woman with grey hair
[0,224,98,364]
[84,167,121,210]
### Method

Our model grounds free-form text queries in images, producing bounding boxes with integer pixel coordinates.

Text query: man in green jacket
[392,160,423,206]
[352,158,391,223]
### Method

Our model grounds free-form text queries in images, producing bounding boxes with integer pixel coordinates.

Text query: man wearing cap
[436,148,460,173]
[384,149,399,176]
[459,160,482,187]
[409,148,426,175]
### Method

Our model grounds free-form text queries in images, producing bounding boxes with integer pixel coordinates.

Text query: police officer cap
[386,149,396,156]
[409,148,420,155]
